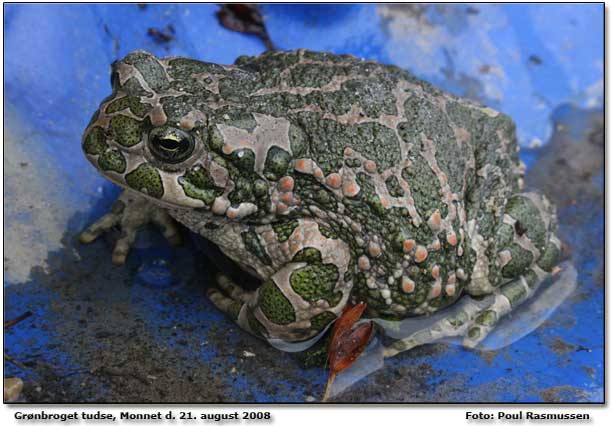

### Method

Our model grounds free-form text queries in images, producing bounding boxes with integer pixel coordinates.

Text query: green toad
[81,50,561,351]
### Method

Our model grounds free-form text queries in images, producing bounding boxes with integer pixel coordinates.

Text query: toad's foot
[383,267,549,358]
[79,190,182,265]
[207,272,255,322]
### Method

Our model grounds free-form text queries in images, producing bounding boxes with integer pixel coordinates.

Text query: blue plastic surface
[4,4,604,402]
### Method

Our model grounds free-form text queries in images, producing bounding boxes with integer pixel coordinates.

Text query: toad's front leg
[80,190,182,264]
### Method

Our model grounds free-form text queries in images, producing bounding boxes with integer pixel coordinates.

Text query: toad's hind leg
[384,267,550,357]
[462,267,548,347]
[385,191,562,357]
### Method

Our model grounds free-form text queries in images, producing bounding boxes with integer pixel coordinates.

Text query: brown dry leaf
[216,4,275,51]
[322,302,373,402]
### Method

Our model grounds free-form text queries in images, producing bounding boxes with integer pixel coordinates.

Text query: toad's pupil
[158,137,181,151]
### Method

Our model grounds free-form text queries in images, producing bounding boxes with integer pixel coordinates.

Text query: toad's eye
[148,127,195,164]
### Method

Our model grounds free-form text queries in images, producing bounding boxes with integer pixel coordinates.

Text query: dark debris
[217,4,275,51]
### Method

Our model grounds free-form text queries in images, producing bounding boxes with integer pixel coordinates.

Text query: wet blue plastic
[4,4,604,402]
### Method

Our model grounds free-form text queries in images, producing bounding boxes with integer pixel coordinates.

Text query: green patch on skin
[110,115,144,147]
[476,310,497,326]
[98,149,126,173]
[501,243,534,279]
[178,165,223,205]
[367,196,386,217]
[263,146,291,181]
[303,91,353,116]
[293,174,338,211]
[352,272,368,300]
[105,96,151,118]
[217,153,269,216]
[259,279,296,325]
[223,299,242,321]
[289,124,308,158]
[314,188,333,206]
[122,51,170,92]
[318,225,337,239]
[290,263,341,306]
[342,78,397,117]
[237,49,300,74]
[385,175,404,197]
[125,163,164,198]
[168,57,227,78]
[302,50,348,64]
[291,333,331,368]
[229,177,254,205]
[246,310,267,338]
[496,223,515,248]
[345,158,362,168]
[160,95,212,123]
[390,230,409,252]
[387,265,434,311]
[83,127,107,156]
[272,221,299,242]
[208,125,225,153]
[233,55,253,66]
[253,179,268,197]
[251,93,307,116]
[428,290,461,310]
[356,173,385,216]
[522,269,540,289]
[309,311,336,333]
[468,327,481,339]
[241,229,272,266]
[292,247,322,263]
[538,242,560,272]
[448,310,469,328]
[228,148,256,172]
[119,77,154,98]
[343,256,356,285]
[169,77,215,99]
[217,71,260,102]
[220,110,258,132]
[501,280,528,306]
[505,195,547,250]
[379,312,404,321]
[289,62,338,87]
[434,138,469,195]
[445,99,475,128]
